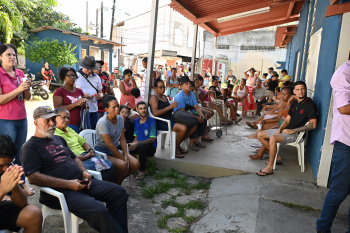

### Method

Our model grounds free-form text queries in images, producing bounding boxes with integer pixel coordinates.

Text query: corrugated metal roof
[29,26,125,46]
[170,0,305,37]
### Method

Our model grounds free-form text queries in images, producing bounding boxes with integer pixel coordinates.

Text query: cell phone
[79,180,88,185]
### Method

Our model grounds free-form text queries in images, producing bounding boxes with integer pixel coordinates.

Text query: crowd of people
[1,42,347,233]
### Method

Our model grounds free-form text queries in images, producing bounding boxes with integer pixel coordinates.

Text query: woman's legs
[209,102,227,122]
[241,98,246,116]
[201,107,214,119]
[173,123,187,150]
[107,155,129,185]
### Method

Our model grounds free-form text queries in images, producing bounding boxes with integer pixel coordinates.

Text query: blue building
[26,26,123,78]
[277,0,350,186]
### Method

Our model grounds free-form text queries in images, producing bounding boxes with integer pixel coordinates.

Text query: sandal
[256,169,274,176]
[135,173,146,180]
[179,147,188,154]
[23,184,35,196]
[235,118,242,124]
[175,150,184,159]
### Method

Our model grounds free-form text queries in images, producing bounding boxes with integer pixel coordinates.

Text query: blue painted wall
[285,0,343,179]
[25,29,113,79]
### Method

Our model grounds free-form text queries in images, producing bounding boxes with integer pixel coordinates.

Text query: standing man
[267,67,274,79]
[317,59,350,233]
[128,102,157,180]
[119,64,125,81]
[75,56,103,129]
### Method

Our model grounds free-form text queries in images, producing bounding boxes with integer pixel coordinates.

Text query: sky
[55,0,171,39]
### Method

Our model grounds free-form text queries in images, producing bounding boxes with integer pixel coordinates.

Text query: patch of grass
[143,181,173,199]
[155,211,161,215]
[174,177,189,189]
[191,180,210,190]
[146,159,157,176]
[158,215,168,228]
[152,171,166,180]
[273,200,317,212]
[183,216,196,223]
[170,228,187,233]
[166,168,180,178]
[184,200,206,210]
[139,180,146,188]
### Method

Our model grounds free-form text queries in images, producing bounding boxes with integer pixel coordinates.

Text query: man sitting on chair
[256,81,317,176]
[20,106,128,233]
[0,134,42,233]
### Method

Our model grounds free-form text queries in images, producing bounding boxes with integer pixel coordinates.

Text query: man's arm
[338,105,350,115]
[277,115,291,133]
[74,157,87,173]
[27,172,84,191]
[292,119,317,133]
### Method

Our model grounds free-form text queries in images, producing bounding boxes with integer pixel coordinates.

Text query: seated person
[253,79,268,116]
[255,81,317,176]
[174,76,207,151]
[209,77,241,123]
[150,79,197,158]
[247,87,294,141]
[273,87,282,102]
[131,87,144,107]
[20,106,128,233]
[128,102,157,180]
[119,105,135,143]
[95,95,140,185]
[233,78,248,116]
[193,78,214,120]
[54,108,117,183]
[263,73,280,103]
[261,73,269,82]
[278,69,291,87]
[194,74,209,102]
[0,134,42,233]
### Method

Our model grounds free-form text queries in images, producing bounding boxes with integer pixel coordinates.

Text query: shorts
[266,128,298,145]
[95,145,123,156]
[0,201,25,232]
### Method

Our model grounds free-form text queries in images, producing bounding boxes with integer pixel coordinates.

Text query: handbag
[80,103,91,131]
[171,110,196,128]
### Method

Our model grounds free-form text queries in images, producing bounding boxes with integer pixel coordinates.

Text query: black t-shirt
[20,135,83,180]
[267,80,278,92]
[124,118,135,143]
[286,98,317,129]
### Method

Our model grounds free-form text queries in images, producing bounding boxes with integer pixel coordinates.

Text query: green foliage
[145,159,157,176]
[25,38,77,72]
[191,180,211,190]
[143,181,173,199]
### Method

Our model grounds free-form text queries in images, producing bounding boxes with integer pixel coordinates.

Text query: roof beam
[330,0,341,5]
[170,0,198,19]
[200,23,218,34]
[326,2,350,17]
[286,2,295,18]
[272,0,302,7]
[216,17,299,37]
[193,1,271,24]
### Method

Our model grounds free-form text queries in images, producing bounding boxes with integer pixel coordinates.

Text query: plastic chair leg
[161,134,166,148]
[170,131,177,159]
[71,214,80,233]
[300,141,305,172]
[273,143,280,170]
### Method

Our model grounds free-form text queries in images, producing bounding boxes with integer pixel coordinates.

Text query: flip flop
[175,151,185,159]
[235,118,242,124]
[256,169,274,176]
[250,143,260,148]
[135,173,146,180]
[246,122,256,129]
[265,161,283,165]
[179,147,188,154]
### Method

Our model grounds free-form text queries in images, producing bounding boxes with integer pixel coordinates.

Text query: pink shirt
[246,75,257,87]
[0,67,27,120]
[120,80,135,108]
[330,60,350,146]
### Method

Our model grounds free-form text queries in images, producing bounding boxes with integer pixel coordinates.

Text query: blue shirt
[134,117,157,148]
[173,90,198,113]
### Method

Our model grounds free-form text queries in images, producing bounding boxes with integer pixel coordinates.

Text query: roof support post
[191,24,199,80]
[145,0,159,104]
[212,36,217,76]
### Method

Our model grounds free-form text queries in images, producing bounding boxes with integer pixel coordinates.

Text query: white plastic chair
[274,131,307,172]
[30,170,101,233]
[148,106,176,159]
[79,129,133,188]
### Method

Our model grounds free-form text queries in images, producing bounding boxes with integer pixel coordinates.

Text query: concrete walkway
[191,174,349,233]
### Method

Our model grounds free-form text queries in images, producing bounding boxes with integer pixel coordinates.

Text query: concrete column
[145,0,159,104]
[212,36,217,76]
[191,24,198,80]
[109,48,113,73]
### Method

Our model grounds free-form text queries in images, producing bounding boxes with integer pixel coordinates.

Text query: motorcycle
[27,73,50,100]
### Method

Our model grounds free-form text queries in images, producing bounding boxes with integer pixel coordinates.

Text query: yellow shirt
[54,127,86,155]
[278,75,290,87]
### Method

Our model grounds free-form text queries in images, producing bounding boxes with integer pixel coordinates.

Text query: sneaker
[189,144,200,151]
[195,142,206,148]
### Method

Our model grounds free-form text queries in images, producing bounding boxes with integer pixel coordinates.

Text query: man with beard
[19,106,128,233]
[256,81,317,176]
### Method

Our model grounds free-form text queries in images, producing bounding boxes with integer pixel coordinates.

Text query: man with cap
[75,56,103,129]
[174,76,207,151]
[20,106,128,233]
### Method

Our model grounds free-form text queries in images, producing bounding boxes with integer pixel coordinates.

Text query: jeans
[133,143,156,171]
[43,179,128,233]
[316,141,350,233]
[90,112,99,130]
[0,119,27,181]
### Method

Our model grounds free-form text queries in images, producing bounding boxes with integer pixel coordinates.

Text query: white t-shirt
[140,69,154,98]
[75,72,102,112]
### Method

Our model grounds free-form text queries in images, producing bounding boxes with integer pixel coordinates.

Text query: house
[26,26,123,78]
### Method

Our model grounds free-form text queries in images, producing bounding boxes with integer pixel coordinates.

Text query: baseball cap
[33,106,57,120]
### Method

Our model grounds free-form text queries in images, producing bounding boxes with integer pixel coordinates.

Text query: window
[240,45,275,51]
[216,44,229,50]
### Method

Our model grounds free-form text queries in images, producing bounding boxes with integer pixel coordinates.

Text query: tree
[25,38,78,74]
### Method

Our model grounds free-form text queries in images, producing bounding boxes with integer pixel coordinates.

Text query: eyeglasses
[157,86,165,89]
[0,159,15,169]
[57,115,70,121]
[66,74,77,78]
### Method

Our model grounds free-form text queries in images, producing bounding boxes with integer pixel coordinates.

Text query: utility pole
[110,0,116,41]
[101,1,104,38]
[86,1,88,32]
[96,9,99,36]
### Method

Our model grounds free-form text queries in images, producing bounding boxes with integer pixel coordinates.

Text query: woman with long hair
[0,44,33,195]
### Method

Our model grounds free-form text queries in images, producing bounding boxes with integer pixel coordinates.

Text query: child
[119,105,135,143]
[131,87,144,107]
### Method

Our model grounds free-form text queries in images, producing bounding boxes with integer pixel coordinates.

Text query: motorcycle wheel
[40,90,49,100]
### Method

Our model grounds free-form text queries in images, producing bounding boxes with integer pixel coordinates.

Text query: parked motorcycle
[27,73,50,100]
